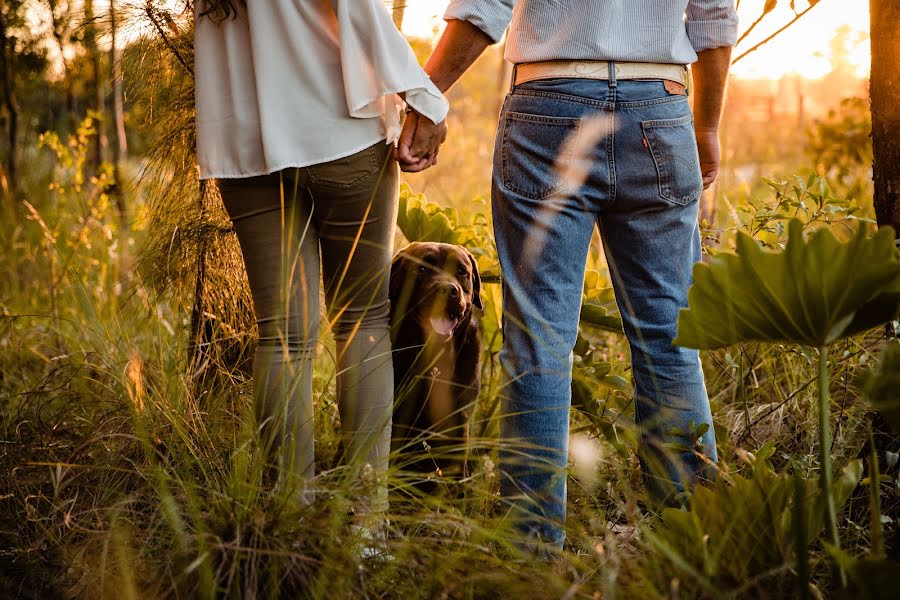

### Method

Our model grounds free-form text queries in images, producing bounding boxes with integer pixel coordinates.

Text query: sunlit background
[400,0,871,80]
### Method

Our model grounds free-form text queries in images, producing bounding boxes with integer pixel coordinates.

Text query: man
[398,1,738,549]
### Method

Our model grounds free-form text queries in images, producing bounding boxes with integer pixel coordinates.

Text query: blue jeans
[492,74,718,548]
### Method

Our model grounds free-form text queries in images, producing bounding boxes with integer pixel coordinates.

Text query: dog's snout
[446,285,460,299]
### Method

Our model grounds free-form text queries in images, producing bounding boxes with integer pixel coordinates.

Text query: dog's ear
[465,248,483,312]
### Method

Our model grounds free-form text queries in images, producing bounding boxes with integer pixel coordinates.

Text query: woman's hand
[395,111,448,173]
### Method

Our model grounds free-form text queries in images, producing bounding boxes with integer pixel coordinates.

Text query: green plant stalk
[792,471,810,600]
[739,346,753,441]
[818,345,846,588]
[868,423,884,559]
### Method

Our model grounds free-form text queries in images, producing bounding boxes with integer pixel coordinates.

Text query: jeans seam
[512,88,614,108]
[608,107,617,210]
[306,145,380,188]
[505,111,583,126]
[515,87,689,109]
[227,203,287,223]
[614,96,690,109]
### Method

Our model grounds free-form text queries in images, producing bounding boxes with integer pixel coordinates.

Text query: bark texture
[870,0,900,232]
[0,6,17,196]
[110,0,128,217]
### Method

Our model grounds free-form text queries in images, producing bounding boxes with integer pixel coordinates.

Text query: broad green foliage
[397,184,490,250]
[806,97,874,202]
[864,340,900,434]
[397,184,461,245]
[651,445,861,592]
[827,551,900,599]
[579,303,625,334]
[731,174,870,247]
[675,217,898,580]
[675,220,900,350]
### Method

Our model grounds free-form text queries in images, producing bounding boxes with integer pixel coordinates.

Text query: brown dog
[389,242,482,486]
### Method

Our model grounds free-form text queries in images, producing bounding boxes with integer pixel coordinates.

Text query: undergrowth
[1,106,898,599]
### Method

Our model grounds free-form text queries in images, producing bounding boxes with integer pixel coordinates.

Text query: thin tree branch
[732,3,822,65]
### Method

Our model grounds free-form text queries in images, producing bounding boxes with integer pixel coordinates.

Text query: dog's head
[390,242,483,339]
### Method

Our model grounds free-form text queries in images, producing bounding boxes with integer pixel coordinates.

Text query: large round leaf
[675,220,900,350]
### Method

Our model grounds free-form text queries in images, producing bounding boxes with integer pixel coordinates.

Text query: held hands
[394,111,448,173]
[695,128,721,190]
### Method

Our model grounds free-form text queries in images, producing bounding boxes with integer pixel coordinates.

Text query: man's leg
[600,80,717,503]
[492,97,599,547]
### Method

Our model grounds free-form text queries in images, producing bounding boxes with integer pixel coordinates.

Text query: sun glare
[400,0,871,81]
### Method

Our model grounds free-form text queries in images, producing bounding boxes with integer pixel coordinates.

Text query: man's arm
[691,45,732,189]
[424,19,495,94]
[396,20,495,172]
[685,1,739,189]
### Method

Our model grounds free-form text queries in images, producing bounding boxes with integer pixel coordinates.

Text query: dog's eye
[456,267,467,278]
[418,265,428,273]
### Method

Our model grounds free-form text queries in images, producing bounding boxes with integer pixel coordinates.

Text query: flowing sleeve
[334,0,450,143]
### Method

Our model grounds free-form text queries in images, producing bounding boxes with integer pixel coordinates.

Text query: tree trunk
[870,0,900,233]
[83,0,108,168]
[110,0,128,217]
[392,2,406,30]
[0,6,17,199]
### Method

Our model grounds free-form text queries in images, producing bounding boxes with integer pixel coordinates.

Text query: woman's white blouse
[194,0,449,180]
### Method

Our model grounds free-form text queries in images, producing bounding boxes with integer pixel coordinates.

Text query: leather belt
[515,60,690,89]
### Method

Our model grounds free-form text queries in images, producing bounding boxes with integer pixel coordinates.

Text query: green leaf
[823,548,900,599]
[675,220,900,350]
[864,340,900,434]
[396,184,460,244]
[579,302,625,335]
[598,375,629,390]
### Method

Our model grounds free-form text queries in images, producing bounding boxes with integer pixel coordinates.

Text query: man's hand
[695,128,721,189]
[395,112,448,173]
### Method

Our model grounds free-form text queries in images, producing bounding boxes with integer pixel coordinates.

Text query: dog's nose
[447,285,460,299]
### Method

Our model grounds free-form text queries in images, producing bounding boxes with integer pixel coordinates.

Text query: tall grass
[1,111,896,598]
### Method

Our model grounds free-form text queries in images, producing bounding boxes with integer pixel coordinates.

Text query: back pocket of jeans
[500,112,581,200]
[641,115,703,206]
[307,144,381,188]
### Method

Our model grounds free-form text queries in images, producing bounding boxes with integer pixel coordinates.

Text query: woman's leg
[219,171,320,503]
[306,143,398,514]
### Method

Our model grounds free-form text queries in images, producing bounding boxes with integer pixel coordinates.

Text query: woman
[194,0,449,516]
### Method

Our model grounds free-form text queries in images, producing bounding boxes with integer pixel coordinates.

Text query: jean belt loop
[607,60,617,88]
[510,63,519,94]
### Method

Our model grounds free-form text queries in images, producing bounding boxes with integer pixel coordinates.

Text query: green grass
[1,121,897,599]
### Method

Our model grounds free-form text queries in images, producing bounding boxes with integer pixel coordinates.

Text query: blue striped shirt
[445,0,739,65]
